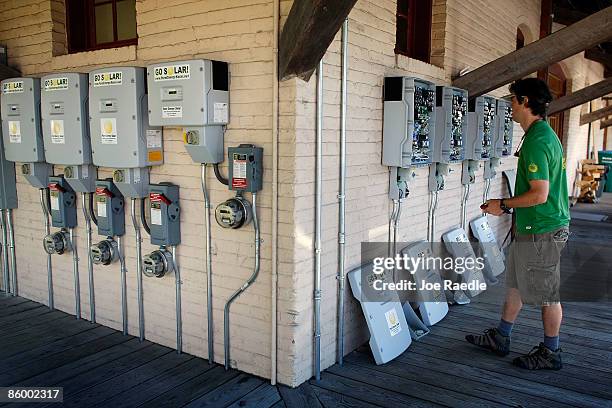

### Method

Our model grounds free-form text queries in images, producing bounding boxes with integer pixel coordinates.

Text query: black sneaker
[465,328,510,356]
[513,343,562,370]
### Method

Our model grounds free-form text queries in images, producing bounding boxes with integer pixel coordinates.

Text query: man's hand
[481,199,504,216]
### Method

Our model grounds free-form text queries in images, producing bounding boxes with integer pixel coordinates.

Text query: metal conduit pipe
[118,236,128,335]
[1,209,9,293]
[427,192,435,242]
[131,198,145,341]
[40,189,54,309]
[82,193,95,323]
[388,199,399,258]
[461,184,471,230]
[428,192,439,242]
[393,199,403,257]
[69,227,81,319]
[7,209,16,296]
[271,0,280,384]
[337,17,348,367]
[224,192,260,370]
[173,245,182,354]
[314,60,323,381]
[483,179,491,203]
[201,164,214,363]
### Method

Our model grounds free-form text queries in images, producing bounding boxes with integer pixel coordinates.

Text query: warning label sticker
[2,81,24,94]
[8,121,21,143]
[213,102,228,123]
[146,129,162,148]
[93,71,123,87]
[50,193,60,211]
[153,64,190,81]
[232,159,247,189]
[44,77,69,91]
[50,120,65,144]
[100,118,118,144]
[385,309,401,337]
[151,207,162,226]
[97,200,107,218]
[162,106,183,118]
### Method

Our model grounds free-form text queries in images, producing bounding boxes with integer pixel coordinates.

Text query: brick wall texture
[0,0,605,387]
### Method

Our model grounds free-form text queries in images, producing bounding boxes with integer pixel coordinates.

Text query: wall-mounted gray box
[466,95,496,161]
[147,59,229,164]
[433,86,468,164]
[48,175,77,228]
[94,179,125,237]
[89,67,163,169]
[41,73,91,165]
[382,77,436,168]
[149,183,180,246]
[494,98,514,157]
[0,129,17,209]
[1,77,45,163]
[228,144,263,192]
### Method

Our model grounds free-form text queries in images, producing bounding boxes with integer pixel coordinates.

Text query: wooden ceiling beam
[452,6,612,98]
[279,0,357,81]
[600,117,612,129]
[580,104,612,125]
[584,47,612,67]
[548,78,612,115]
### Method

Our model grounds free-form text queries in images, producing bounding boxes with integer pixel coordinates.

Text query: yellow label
[528,163,538,173]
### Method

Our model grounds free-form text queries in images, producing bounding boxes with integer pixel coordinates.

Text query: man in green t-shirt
[465,78,570,370]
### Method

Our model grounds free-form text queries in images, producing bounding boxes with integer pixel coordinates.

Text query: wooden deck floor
[1,194,611,408]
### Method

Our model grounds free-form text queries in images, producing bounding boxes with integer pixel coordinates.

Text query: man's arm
[483,180,549,216]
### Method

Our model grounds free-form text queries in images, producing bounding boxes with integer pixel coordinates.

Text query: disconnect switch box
[48,176,77,229]
[149,183,180,246]
[94,180,125,237]
[228,144,263,192]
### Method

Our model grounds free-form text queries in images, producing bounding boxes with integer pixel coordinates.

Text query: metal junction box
[94,179,125,237]
[1,77,46,163]
[89,67,163,169]
[41,73,91,165]
[0,131,17,209]
[382,77,436,168]
[441,227,486,297]
[433,86,468,163]
[466,95,496,161]
[228,144,263,192]
[494,98,514,157]
[149,183,180,246]
[48,176,77,228]
[147,59,229,164]
[470,216,505,280]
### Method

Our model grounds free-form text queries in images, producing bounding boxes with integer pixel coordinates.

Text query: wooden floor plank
[0,295,31,307]
[182,373,265,408]
[310,385,381,408]
[141,366,239,408]
[4,308,66,331]
[278,383,323,408]
[0,305,50,323]
[0,302,43,317]
[226,383,282,408]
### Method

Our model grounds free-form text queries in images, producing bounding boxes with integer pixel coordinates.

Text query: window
[395,0,433,63]
[516,28,525,50]
[66,0,137,53]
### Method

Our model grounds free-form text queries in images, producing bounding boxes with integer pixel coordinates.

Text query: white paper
[213,102,228,123]
[50,195,60,211]
[100,118,118,144]
[97,201,107,218]
[146,130,162,148]
[385,309,401,337]
[161,106,182,118]
[151,207,162,226]
[50,120,65,144]
[8,121,21,143]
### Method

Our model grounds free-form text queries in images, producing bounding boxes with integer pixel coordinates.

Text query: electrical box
[347,262,412,365]
[228,144,263,192]
[0,130,17,210]
[466,95,496,161]
[89,67,163,169]
[94,179,125,237]
[433,86,468,163]
[48,176,77,228]
[483,157,501,180]
[149,183,180,246]
[382,77,436,168]
[441,227,486,297]
[470,216,505,281]
[1,78,45,163]
[147,59,229,164]
[400,241,449,326]
[494,98,514,157]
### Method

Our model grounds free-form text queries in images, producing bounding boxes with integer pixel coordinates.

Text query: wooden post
[580,104,612,125]
[548,78,612,116]
[452,6,612,97]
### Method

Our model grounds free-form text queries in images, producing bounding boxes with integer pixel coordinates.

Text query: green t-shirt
[514,120,570,234]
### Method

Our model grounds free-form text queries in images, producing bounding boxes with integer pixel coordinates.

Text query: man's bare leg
[501,288,523,323]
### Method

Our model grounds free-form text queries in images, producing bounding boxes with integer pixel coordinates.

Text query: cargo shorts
[505,226,570,306]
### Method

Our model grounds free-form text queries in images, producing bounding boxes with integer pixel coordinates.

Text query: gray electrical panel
[147,59,229,164]
[494,98,514,157]
[382,77,436,168]
[466,95,496,161]
[0,129,17,209]
[89,67,163,169]
[95,180,125,237]
[400,241,449,326]
[347,262,412,365]
[433,86,468,163]
[470,216,505,281]
[48,176,77,228]
[441,227,486,298]
[1,78,45,163]
[228,144,263,192]
[149,183,180,246]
